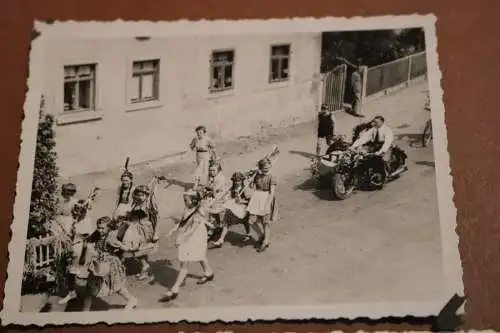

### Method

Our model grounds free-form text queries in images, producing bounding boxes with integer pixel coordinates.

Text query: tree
[27,96,59,239]
[396,27,426,52]
[321,28,425,73]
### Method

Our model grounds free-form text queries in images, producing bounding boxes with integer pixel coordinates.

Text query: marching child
[113,171,135,221]
[246,158,279,253]
[116,185,158,282]
[160,189,215,302]
[221,171,254,243]
[52,183,79,238]
[58,200,95,305]
[86,216,138,311]
[205,160,230,248]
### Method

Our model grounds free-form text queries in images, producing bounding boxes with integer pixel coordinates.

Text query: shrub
[27,97,59,239]
[23,97,60,294]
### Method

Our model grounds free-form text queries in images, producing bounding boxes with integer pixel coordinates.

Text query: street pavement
[48,81,445,311]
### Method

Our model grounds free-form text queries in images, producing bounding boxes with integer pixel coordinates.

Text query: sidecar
[310,135,350,185]
[310,151,343,185]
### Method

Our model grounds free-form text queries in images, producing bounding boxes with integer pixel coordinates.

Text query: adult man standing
[351,115,394,163]
[350,66,364,117]
[337,57,365,117]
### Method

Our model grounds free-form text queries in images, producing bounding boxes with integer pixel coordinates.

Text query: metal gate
[321,64,347,111]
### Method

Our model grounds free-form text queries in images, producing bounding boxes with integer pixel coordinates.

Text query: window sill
[57,110,103,126]
[126,100,163,113]
[254,80,291,92]
[268,79,290,88]
[206,89,235,100]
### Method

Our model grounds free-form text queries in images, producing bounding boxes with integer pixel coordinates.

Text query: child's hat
[121,171,133,179]
[133,185,150,195]
[258,158,272,168]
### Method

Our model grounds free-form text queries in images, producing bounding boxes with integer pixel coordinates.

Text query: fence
[365,51,427,97]
[321,64,347,111]
[26,234,59,273]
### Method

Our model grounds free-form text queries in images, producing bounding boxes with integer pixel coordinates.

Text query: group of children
[157,126,279,302]
[49,125,280,309]
[52,173,160,310]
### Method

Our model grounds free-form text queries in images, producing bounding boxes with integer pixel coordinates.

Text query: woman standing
[86,216,138,311]
[246,158,278,253]
[159,189,214,302]
[189,125,216,186]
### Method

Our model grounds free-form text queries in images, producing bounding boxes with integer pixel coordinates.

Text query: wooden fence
[365,51,427,96]
[26,234,59,273]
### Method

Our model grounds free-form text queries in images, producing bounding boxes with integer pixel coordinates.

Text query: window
[269,44,291,83]
[130,59,160,103]
[209,50,234,93]
[63,64,96,112]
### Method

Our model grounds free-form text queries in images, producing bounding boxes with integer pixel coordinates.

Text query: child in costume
[58,200,95,305]
[246,158,279,253]
[160,189,214,302]
[116,185,158,282]
[113,171,135,221]
[205,160,230,248]
[85,216,138,311]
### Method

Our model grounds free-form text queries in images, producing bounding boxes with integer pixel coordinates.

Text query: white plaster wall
[42,33,321,176]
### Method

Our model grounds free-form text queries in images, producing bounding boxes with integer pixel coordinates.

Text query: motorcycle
[311,141,408,200]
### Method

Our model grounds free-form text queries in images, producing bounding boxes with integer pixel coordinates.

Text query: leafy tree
[321,28,425,73]
[27,97,59,239]
[396,27,426,52]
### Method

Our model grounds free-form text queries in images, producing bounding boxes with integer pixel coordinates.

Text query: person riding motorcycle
[349,115,394,166]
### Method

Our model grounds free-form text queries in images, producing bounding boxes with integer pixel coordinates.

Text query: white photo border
[1,15,464,326]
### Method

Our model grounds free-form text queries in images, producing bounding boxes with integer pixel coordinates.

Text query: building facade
[42,33,322,176]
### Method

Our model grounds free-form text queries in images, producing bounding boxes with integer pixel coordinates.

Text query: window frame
[269,43,291,84]
[209,49,236,94]
[130,59,160,104]
[57,62,103,126]
[63,63,97,113]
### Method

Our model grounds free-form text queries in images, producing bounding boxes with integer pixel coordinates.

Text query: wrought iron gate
[321,64,347,111]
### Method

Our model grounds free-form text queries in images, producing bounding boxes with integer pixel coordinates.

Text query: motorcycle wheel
[422,119,433,147]
[368,170,385,190]
[332,173,356,200]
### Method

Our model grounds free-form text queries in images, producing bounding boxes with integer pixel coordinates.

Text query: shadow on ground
[222,230,260,249]
[63,296,123,312]
[294,176,336,201]
[395,132,425,148]
[416,161,435,168]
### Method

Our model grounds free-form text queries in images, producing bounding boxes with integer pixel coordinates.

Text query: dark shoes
[197,274,215,285]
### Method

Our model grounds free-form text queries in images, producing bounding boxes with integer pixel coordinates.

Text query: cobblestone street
[48,81,445,311]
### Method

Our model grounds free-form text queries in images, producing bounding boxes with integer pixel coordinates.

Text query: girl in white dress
[246,158,279,253]
[159,189,214,302]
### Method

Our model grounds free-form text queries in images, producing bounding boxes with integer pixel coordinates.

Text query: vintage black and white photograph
[1,16,463,325]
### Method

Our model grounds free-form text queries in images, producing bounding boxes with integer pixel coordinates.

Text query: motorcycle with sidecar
[310,134,408,200]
